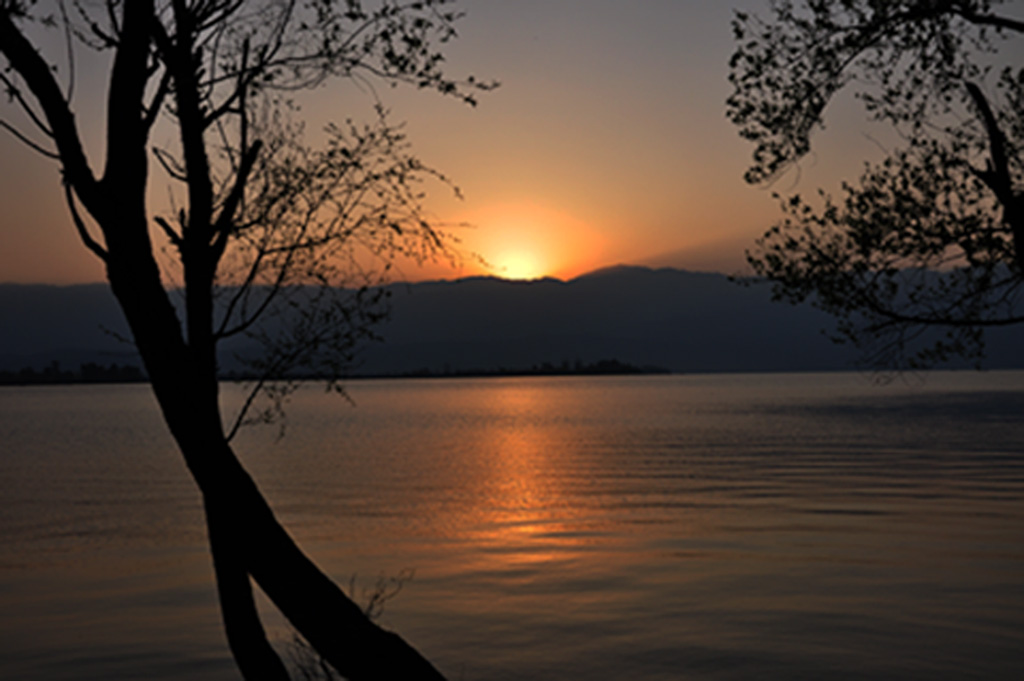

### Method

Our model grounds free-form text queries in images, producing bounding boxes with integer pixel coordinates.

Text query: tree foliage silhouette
[728,0,1024,369]
[0,1,492,678]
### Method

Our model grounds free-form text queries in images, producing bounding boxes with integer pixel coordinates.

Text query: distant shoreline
[337,359,672,381]
[230,358,672,383]
[1,358,670,386]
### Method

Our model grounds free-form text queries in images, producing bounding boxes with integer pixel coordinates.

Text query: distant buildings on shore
[348,358,670,380]
[0,360,144,386]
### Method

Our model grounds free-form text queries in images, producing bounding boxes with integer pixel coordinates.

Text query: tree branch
[102,1,154,197]
[155,216,184,248]
[965,81,1024,269]
[212,141,262,252]
[955,8,1024,34]
[0,7,99,204]
[64,179,109,261]
[0,118,59,158]
[167,0,216,238]
[57,0,76,102]
[153,146,189,182]
[0,71,54,137]
[143,66,172,132]
[965,82,1013,201]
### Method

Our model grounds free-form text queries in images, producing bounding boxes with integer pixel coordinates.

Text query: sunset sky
[1,0,1021,284]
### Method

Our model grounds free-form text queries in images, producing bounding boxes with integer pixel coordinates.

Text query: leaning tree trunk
[197,437,449,681]
[105,254,446,680]
[205,494,291,681]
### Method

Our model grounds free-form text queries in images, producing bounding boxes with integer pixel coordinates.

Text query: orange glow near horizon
[451,201,608,282]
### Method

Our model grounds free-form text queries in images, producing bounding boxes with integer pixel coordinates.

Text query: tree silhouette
[728,0,1024,369]
[0,1,493,678]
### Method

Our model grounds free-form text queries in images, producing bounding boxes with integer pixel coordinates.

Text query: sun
[496,252,545,280]
[451,200,609,282]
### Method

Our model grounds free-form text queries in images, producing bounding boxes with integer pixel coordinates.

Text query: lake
[1,372,1023,680]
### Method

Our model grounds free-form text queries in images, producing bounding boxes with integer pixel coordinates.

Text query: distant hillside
[366,268,856,374]
[0,283,138,372]
[3,267,1024,376]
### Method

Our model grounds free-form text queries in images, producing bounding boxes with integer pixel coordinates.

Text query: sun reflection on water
[434,380,629,587]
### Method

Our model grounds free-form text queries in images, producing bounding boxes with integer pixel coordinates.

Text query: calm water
[1,372,1023,680]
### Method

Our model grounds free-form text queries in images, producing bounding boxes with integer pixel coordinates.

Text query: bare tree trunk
[206,496,292,681]
[94,231,444,679]
[190,437,449,681]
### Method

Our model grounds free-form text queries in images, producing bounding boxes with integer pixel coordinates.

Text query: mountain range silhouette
[3,266,1023,377]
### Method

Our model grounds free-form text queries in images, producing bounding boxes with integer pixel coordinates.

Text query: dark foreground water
[1,372,1023,680]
